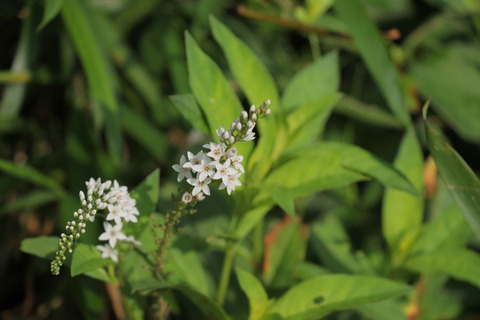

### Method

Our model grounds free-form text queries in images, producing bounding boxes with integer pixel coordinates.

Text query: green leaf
[265,143,366,199]
[334,0,409,126]
[132,281,229,320]
[120,106,168,159]
[210,16,279,113]
[0,159,64,195]
[1,189,58,215]
[310,214,361,273]
[263,217,306,288]
[20,236,58,259]
[412,44,480,142]
[341,144,419,196]
[38,0,64,30]
[131,169,160,216]
[266,185,295,216]
[355,300,406,320]
[286,94,341,152]
[164,246,214,297]
[281,52,339,111]
[61,0,121,160]
[71,243,112,277]
[404,249,480,288]
[170,93,209,133]
[236,268,271,320]
[382,128,424,258]
[269,274,411,320]
[334,95,403,129]
[185,31,243,139]
[424,117,480,240]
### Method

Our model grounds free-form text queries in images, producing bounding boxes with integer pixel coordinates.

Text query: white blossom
[172,155,192,182]
[96,244,119,262]
[98,222,126,247]
[187,177,212,196]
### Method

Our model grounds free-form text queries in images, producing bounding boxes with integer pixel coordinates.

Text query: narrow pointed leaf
[236,268,271,320]
[334,0,409,126]
[424,117,480,240]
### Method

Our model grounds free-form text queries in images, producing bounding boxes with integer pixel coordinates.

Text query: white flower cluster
[172,100,271,203]
[51,178,141,275]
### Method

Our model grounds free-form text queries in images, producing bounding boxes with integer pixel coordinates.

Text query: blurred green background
[1,0,480,319]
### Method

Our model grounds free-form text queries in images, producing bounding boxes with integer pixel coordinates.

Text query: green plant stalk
[216,243,236,306]
[308,33,321,60]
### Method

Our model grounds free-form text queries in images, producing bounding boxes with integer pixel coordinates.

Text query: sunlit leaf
[20,236,58,259]
[71,243,112,277]
[269,274,411,320]
[236,268,271,320]
[130,169,160,216]
[382,128,424,259]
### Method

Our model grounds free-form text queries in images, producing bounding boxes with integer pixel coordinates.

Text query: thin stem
[308,33,321,60]
[216,244,236,306]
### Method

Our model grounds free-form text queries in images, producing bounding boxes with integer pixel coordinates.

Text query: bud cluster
[172,100,271,202]
[51,178,141,275]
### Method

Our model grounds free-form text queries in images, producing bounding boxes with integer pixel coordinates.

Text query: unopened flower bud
[250,105,256,113]
[241,111,248,119]
[251,113,257,121]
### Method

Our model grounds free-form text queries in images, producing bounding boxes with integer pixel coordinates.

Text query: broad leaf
[236,268,271,320]
[71,243,112,277]
[269,274,411,320]
[185,31,243,139]
[382,128,424,259]
[20,236,58,259]
[266,185,295,217]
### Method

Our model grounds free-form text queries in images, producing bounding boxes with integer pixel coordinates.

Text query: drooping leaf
[382,128,424,259]
[1,189,58,215]
[71,243,113,277]
[424,115,480,240]
[404,249,480,288]
[236,268,271,320]
[38,0,64,30]
[268,274,411,320]
[20,236,58,259]
[334,0,409,126]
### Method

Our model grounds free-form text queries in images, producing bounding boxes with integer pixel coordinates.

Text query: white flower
[187,177,212,196]
[230,155,244,173]
[96,244,118,262]
[125,235,141,246]
[98,222,126,247]
[226,147,237,158]
[123,206,139,223]
[183,151,205,169]
[172,155,192,182]
[106,204,126,225]
[204,142,226,161]
[213,159,237,185]
[192,157,216,181]
[193,192,205,201]
[219,172,242,195]
[182,192,193,203]
[243,127,255,141]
